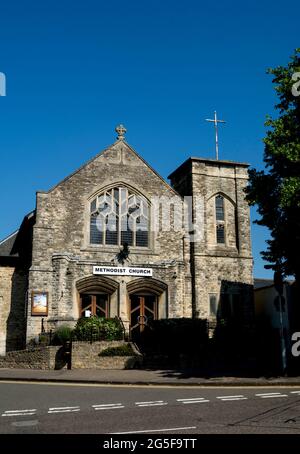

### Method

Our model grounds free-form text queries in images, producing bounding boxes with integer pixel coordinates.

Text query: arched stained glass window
[90,187,149,247]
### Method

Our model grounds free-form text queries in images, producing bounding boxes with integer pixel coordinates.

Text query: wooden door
[130,294,157,340]
[80,294,109,318]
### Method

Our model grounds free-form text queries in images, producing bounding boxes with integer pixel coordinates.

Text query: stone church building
[0,126,254,355]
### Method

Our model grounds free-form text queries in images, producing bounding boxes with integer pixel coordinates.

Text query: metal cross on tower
[205,111,226,160]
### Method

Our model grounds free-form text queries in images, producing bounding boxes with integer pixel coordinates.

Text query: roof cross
[115,124,127,140]
[205,111,226,160]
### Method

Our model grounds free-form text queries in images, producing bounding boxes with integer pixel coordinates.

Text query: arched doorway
[127,278,167,342]
[76,276,119,319]
[130,294,158,336]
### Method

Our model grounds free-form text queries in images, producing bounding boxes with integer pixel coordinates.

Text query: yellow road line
[0,380,300,390]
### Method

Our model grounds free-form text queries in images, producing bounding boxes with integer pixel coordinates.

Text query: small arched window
[215,195,225,221]
[215,195,225,244]
[90,187,149,248]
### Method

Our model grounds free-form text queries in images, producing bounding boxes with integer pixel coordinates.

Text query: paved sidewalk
[1,367,300,386]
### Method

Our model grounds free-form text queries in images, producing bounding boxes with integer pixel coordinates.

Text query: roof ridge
[39,140,182,198]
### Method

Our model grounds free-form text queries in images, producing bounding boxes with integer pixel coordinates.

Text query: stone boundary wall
[0,341,143,370]
[0,346,62,370]
[71,341,143,369]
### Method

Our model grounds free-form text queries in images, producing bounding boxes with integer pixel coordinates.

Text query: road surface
[1,382,300,434]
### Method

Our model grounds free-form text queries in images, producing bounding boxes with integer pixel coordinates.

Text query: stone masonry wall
[194,256,253,322]
[0,266,28,355]
[31,141,184,270]
[191,161,253,321]
[169,159,254,326]
[0,342,142,370]
[0,346,61,369]
[26,140,190,341]
[0,266,14,356]
[71,341,142,369]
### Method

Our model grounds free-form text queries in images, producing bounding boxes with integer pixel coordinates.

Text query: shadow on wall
[139,280,257,378]
[207,280,256,377]
[255,282,300,376]
[6,269,27,352]
[215,280,255,331]
[54,346,69,370]
[213,280,299,376]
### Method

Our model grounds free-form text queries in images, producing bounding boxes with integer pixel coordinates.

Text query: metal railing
[36,316,127,346]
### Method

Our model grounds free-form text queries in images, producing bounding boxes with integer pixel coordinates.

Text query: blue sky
[0,0,299,278]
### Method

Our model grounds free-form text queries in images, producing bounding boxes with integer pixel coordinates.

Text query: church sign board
[31,291,48,316]
[93,266,153,277]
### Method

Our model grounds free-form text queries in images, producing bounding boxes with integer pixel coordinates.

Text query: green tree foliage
[245,49,300,286]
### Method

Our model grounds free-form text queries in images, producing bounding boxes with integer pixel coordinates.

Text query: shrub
[72,316,123,341]
[52,325,73,345]
[38,334,49,346]
[99,344,137,357]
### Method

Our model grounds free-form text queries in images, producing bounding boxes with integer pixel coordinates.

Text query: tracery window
[90,187,149,247]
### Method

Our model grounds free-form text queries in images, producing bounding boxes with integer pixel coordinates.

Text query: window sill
[80,246,157,255]
[208,244,238,250]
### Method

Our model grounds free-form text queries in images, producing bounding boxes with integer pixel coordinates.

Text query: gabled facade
[0,127,254,355]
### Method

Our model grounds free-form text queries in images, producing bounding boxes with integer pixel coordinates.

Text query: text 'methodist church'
[0,125,254,355]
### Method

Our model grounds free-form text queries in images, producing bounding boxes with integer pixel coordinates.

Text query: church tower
[169,157,254,331]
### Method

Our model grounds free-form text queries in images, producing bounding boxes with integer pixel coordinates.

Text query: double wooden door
[130,294,157,340]
[80,294,109,318]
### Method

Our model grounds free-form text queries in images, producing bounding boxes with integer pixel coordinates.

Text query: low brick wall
[0,346,63,370]
[71,341,142,369]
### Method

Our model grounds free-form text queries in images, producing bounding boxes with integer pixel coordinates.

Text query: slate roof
[0,231,19,257]
[254,278,273,290]
[254,277,295,290]
[0,210,35,261]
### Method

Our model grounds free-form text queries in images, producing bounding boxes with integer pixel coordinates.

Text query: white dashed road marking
[48,406,80,414]
[217,395,248,401]
[2,409,37,417]
[177,398,210,404]
[135,400,168,407]
[93,404,124,410]
[255,393,288,398]
[2,390,300,420]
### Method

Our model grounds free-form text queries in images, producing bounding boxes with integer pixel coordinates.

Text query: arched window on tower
[90,187,149,248]
[215,195,225,244]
